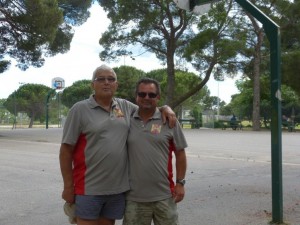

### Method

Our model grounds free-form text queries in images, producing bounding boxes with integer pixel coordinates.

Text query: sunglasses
[137,92,158,98]
[94,77,116,83]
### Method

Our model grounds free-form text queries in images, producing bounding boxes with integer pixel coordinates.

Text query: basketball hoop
[51,77,65,90]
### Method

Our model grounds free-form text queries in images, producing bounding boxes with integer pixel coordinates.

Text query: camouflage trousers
[122,198,179,225]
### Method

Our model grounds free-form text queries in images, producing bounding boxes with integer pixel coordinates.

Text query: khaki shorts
[123,198,179,225]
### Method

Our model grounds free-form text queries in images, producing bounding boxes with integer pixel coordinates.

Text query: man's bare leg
[77,217,115,225]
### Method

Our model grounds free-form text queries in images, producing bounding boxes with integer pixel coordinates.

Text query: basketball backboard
[51,77,65,90]
[173,0,216,15]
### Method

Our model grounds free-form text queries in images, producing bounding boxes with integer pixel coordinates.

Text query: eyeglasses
[137,92,158,98]
[94,77,116,83]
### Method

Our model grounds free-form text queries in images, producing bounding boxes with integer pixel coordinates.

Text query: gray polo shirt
[61,95,137,195]
[127,108,188,202]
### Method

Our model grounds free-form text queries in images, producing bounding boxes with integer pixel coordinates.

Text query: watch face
[177,179,185,185]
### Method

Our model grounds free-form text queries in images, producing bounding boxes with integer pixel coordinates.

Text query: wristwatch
[176,179,186,186]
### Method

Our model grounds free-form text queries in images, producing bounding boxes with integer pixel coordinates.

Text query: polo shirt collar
[88,94,117,109]
[133,108,160,120]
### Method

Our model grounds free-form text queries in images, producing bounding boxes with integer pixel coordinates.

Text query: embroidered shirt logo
[151,124,161,134]
[113,107,124,118]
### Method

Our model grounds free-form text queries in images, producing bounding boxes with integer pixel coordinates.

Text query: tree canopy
[3,83,52,127]
[59,66,214,113]
[0,0,92,72]
[61,79,93,108]
[224,75,300,127]
[0,98,11,124]
[98,0,246,108]
[99,0,200,107]
[114,66,145,103]
[276,0,300,96]
[2,0,300,128]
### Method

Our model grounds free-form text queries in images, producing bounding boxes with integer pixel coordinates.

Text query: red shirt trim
[73,133,87,194]
[168,139,175,194]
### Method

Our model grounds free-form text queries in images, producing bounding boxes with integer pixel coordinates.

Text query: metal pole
[234,0,283,222]
[174,1,283,221]
[217,81,220,120]
[57,92,61,128]
[267,24,283,224]
[13,91,16,129]
[46,89,56,129]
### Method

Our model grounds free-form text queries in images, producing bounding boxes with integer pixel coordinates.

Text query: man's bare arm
[59,143,75,203]
[173,150,187,203]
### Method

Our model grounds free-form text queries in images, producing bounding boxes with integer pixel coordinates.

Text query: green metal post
[46,89,56,129]
[13,91,17,129]
[234,0,283,223]
[179,0,283,221]
[267,24,283,224]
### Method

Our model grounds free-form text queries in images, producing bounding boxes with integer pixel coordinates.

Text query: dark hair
[135,78,161,96]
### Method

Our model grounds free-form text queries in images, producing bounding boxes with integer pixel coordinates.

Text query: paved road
[0,128,299,225]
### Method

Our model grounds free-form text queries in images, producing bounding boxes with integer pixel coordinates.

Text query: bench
[179,119,198,129]
[220,120,242,130]
[282,121,296,132]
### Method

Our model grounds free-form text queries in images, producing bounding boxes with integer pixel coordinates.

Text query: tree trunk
[165,26,176,107]
[246,12,264,131]
[28,113,34,128]
[252,68,261,131]
[166,54,176,107]
[252,29,264,131]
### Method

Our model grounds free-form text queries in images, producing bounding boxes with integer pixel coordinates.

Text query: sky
[0,3,239,103]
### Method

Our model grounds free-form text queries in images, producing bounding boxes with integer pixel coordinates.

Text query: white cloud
[0,3,238,103]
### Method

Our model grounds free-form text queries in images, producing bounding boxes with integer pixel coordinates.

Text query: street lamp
[213,66,224,120]
[13,91,16,129]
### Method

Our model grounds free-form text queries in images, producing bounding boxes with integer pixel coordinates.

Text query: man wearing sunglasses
[59,65,176,225]
[124,78,187,225]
